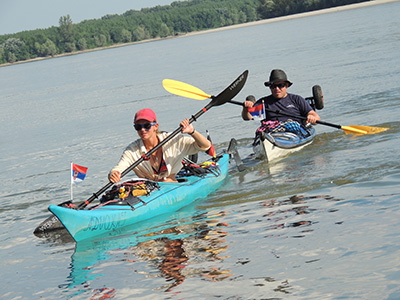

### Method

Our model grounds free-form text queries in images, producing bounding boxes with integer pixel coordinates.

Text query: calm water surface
[1,2,400,299]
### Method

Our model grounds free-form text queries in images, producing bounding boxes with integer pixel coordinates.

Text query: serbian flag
[71,163,88,184]
[248,103,264,118]
[205,130,216,158]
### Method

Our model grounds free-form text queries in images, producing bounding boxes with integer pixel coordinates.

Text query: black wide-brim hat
[264,69,293,87]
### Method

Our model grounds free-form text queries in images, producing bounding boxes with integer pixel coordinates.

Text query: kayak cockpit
[97,159,221,209]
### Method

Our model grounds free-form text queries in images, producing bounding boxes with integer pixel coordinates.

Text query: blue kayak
[48,153,230,242]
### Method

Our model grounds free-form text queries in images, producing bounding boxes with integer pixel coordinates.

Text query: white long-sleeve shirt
[110,132,209,181]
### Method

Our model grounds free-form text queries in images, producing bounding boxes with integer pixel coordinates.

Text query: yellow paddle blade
[162,79,211,100]
[342,125,389,135]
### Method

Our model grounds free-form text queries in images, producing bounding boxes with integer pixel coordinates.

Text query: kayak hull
[49,154,230,242]
[253,127,316,162]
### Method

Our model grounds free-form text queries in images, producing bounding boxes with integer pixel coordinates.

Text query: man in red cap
[241,69,320,124]
[109,108,211,182]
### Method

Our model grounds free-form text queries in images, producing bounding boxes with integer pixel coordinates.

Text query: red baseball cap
[134,108,157,123]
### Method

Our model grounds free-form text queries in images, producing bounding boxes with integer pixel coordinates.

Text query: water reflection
[157,238,187,291]
[261,194,339,239]
[63,209,232,296]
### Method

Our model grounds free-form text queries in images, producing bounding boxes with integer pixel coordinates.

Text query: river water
[1,1,400,299]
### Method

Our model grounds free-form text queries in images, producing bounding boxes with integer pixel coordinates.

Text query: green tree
[8,52,17,63]
[159,23,170,37]
[3,38,25,54]
[110,27,123,43]
[0,46,5,64]
[2,37,27,62]
[64,42,75,52]
[257,0,277,18]
[76,38,87,50]
[242,5,258,21]
[121,29,132,43]
[59,15,75,43]
[34,42,42,55]
[46,39,57,56]
[132,26,150,41]
[94,34,107,47]
[35,39,57,56]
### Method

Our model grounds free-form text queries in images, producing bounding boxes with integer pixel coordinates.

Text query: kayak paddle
[162,79,387,136]
[34,70,248,234]
[163,79,211,100]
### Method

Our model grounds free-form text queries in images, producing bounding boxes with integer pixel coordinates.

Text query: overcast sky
[0,0,177,35]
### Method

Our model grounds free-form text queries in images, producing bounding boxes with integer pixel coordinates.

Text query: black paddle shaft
[229,99,343,130]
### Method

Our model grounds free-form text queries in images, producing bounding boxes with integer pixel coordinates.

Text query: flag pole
[262,99,266,120]
[70,162,73,201]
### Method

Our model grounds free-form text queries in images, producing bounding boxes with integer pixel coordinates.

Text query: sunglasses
[133,122,156,131]
[270,83,287,89]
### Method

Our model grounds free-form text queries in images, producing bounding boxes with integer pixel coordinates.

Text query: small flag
[71,163,88,184]
[205,130,216,158]
[248,103,264,118]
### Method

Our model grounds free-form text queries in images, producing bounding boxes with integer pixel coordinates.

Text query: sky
[0,0,177,35]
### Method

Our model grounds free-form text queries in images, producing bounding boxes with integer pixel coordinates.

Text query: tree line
[0,0,368,65]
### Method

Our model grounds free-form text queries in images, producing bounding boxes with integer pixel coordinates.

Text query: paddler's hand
[306,111,320,125]
[243,100,255,108]
[109,170,121,183]
[180,118,195,135]
[180,118,210,149]
[242,100,255,121]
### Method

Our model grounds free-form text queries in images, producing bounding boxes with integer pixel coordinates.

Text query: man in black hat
[241,69,320,124]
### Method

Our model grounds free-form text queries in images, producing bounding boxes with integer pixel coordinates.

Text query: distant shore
[181,0,397,36]
[1,0,397,68]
